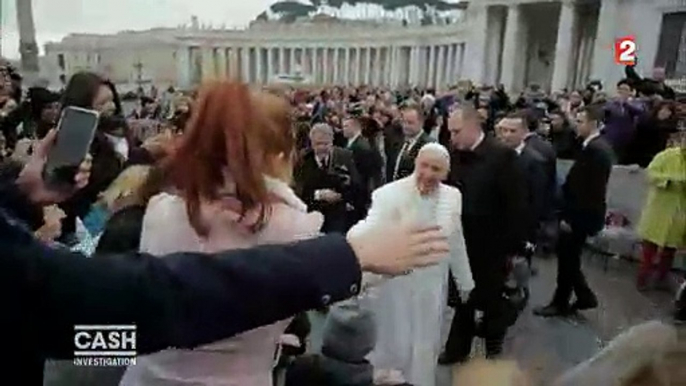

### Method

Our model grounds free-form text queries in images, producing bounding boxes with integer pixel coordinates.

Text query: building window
[57,54,65,70]
[655,12,686,78]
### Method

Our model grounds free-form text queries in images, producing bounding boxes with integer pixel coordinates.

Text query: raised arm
[2,222,361,359]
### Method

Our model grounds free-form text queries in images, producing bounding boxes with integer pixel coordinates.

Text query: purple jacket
[602,99,645,149]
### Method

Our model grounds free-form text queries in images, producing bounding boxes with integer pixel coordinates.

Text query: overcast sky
[1,0,274,59]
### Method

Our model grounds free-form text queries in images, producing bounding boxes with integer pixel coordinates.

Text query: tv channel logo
[614,35,637,66]
[73,325,137,367]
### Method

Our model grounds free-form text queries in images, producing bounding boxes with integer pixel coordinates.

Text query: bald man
[348,143,474,386]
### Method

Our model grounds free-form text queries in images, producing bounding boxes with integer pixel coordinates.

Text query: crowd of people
[1,54,685,386]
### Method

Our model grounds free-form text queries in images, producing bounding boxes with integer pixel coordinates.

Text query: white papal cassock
[349,176,474,386]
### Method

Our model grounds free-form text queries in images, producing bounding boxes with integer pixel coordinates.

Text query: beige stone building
[43,0,686,92]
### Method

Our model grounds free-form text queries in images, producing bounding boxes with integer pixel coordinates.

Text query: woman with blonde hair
[120,82,323,385]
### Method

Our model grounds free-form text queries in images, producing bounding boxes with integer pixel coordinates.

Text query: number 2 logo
[615,36,636,65]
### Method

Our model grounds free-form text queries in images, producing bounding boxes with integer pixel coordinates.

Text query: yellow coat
[637,147,686,248]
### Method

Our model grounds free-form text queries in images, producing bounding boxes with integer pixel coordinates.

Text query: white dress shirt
[582,131,601,149]
[470,131,485,151]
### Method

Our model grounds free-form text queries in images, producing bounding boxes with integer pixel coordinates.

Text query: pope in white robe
[349,143,475,386]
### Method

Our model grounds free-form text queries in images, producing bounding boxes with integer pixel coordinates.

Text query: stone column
[485,7,506,86]
[215,48,227,79]
[436,45,445,91]
[445,44,455,87]
[464,5,489,84]
[428,45,436,88]
[311,47,317,83]
[201,46,215,81]
[455,43,466,81]
[409,46,418,86]
[364,47,372,85]
[323,48,329,84]
[591,0,618,84]
[354,47,361,85]
[290,47,296,74]
[388,46,396,87]
[255,47,263,84]
[333,48,340,84]
[242,47,251,83]
[176,46,191,89]
[344,48,351,85]
[551,1,577,91]
[267,47,274,82]
[279,47,286,75]
[500,4,524,93]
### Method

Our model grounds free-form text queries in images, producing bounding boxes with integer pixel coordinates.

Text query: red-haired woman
[120,82,323,385]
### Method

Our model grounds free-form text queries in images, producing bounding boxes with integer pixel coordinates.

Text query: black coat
[561,136,614,236]
[0,177,362,385]
[517,146,548,242]
[448,136,528,306]
[524,134,558,220]
[294,147,361,233]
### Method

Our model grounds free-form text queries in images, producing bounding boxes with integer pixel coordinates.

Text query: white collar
[515,141,526,155]
[405,131,423,147]
[347,133,361,147]
[583,131,601,148]
[524,132,536,140]
[470,131,485,151]
[104,133,129,160]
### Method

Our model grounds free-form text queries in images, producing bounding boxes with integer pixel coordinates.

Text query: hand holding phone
[43,106,99,189]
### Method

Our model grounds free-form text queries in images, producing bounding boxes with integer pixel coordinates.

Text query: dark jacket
[448,136,528,306]
[0,175,362,385]
[516,146,548,242]
[561,136,614,236]
[524,134,558,220]
[385,131,434,183]
[94,205,146,255]
[294,147,361,233]
[549,125,580,160]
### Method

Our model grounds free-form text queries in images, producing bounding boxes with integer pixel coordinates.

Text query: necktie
[393,141,411,180]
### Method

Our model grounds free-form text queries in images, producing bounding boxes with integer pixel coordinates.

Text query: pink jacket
[120,177,323,386]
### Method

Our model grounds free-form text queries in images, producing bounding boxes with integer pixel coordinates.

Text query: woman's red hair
[164,81,293,236]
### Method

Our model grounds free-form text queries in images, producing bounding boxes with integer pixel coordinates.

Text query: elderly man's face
[310,131,333,157]
[414,151,448,195]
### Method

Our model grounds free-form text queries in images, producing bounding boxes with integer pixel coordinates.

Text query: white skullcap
[417,143,450,166]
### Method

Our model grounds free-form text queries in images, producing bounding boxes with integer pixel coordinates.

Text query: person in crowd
[496,111,548,262]
[625,64,676,100]
[120,83,328,385]
[1,126,449,384]
[562,90,585,121]
[58,72,154,242]
[635,134,686,291]
[547,109,579,160]
[169,94,192,133]
[294,123,360,234]
[602,79,645,164]
[442,105,527,363]
[0,61,23,152]
[285,298,378,386]
[342,116,382,225]
[386,103,434,182]
[26,86,61,139]
[629,100,679,167]
[534,104,614,317]
[349,143,474,386]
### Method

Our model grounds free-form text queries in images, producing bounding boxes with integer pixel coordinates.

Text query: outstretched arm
[2,220,360,359]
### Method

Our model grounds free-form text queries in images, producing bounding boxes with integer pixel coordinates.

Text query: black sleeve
[625,65,642,82]
[1,220,361,358]
[498,149,529,255]
[94,206,145,255]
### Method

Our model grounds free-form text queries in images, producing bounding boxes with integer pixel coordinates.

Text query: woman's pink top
[119,177,323,386]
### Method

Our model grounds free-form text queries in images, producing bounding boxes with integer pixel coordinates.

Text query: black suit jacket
[524,134,558,220]
[448,136,528,305]
[386,132,434,182]
[516,146,548,242]
[347,135,382,195]
[0,179,361,385]
[561,136,614,236]
[294,147,361,233]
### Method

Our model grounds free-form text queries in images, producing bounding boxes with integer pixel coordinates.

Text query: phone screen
[45,107,99,185]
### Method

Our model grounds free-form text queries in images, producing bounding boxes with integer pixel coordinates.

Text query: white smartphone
[43,106,100,188]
